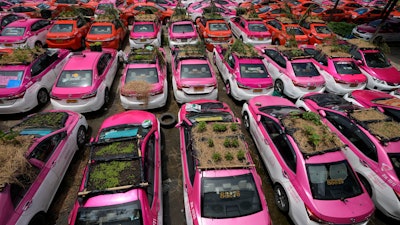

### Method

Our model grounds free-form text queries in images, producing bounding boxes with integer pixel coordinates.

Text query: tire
[37,88,49,106]
[76,126,87,150]
[273,39,280,45]
[225,81,231,96]
[358,174,372,197]
[274,184,289,213]
[159,112,177,128]
[29,213,47,225]
[274,80,284,96]
[243,112,250,130]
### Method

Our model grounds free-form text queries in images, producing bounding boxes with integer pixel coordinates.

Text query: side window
[314,53,328,66]
[275,54,286,68]
[351,49,362,61]
[184,125,196,184]
[29,132,65,162]
[97,53,112,75]
[145,134,156,206]
[325,111,378,161]
[261,116,297,172]
[239,21,245,28]
[227,55,235,68]
[77,18,85,28]
[114,21,120,30]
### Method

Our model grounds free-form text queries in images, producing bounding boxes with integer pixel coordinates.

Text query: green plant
[94,142,135,157]
[223,138,231,148]
[223,138,239,148]
[230,123,238,131]
[302,112,321,125]
[208,138,214,147]
[327,22,356,38]
[225,152,234,161]
[212,152,222,162]
[237,149,245,161]
[197,121,207,132]
[213,123,227,132]
[309,133,321,147]
[89,161,135,189]
[236,7,247,16]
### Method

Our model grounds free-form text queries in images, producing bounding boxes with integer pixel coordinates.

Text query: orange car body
[85,19,127,49]
[299,19,335,44]
[265,17,309,45]
[257,4,287,21]
[46,17,91,50]
[119,2,173,25]
[8,3,46,18]
[348,7,383,24]
[196,16,233,51]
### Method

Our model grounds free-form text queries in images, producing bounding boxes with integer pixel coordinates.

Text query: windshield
[172,24,194,33]
[307,160,363,200]
[90,25,112,34]
[333,61,362,74]
[209,22,228,31]
[355,8,368,14]
[99,124,150,141]
[388,153,400,180]
[202,173,262,218]
[181,64,212,78]
[56,70,92,87]
[126,68,159,84]
[50,24,73,33]
[98,3,114,10]
[1,27,25,36]
[239,63,269,78]
[75,201,143,225]
[248,23,267,32]
[286,27,304,35]
[292,62,320,77]
[364,52,391,68]
[315,25,331,34]
[258,6,270,13]
[133,24,154,33]
[0,71,24,88]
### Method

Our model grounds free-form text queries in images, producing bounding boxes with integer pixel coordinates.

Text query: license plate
[66,99,77,103]
[308,86,316,90]
[5,44,12,47]
[194,86,204,92]
[181,38,187,42]
[56,40,63,43]
[258,37,263,41]
[350,83,357,87]
[253,89,262,93]
[137,96,146,100]
[140,39,146,42]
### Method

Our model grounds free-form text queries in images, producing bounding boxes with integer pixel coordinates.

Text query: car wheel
[274,80,284,96]
[159,112,177,128]
[243,112,250,130]
[35,41,43,49]
[274,184,289,213]
[37,88,49,106]
[273,39,280,45]
[76,125,87,150]
[358,174,372,197]
[225,81,231,96]
[28,213,47,225]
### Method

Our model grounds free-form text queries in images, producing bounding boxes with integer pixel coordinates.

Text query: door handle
[51,161,56,168]
[282,170,289,179]
[360,159,369,168]
[23,200,32,211]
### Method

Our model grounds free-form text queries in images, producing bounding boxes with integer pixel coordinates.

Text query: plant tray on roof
[0,48,45,65]
[12,112,68,131]
[204,12,223,20]
[191,122,252,169]
[91,138,140,160]
[0,134,38,189]
[278,46,310,60]
[346,39,377,50]
[374,98,400,107]
[170,7,190,22]
[282,112,345,156]
[276,17,294,24]
[317,44,351,58]
[224,39,260,58]
[135,14,158,22]
[176,45,206,59]
[349,109,400,142]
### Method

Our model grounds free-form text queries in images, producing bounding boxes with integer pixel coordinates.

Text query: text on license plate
[56,40,63,43]
[350,83,358,87]
[140,39,146,42]
[194,86,204,91]
[66,99,77,103]
[181,39,187,42]
[253,89,262,93]
[308,86,316,90]
[258,38,263,40]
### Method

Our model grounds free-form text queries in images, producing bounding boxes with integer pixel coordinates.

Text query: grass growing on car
[13,112,66,130]
[93,142,136,157]
[88,161,137,190]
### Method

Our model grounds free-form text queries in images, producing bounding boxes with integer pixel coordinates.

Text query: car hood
[356,24,376,33]
[363,66,400,83]
[310,194,374,224]
[51,86,96,98]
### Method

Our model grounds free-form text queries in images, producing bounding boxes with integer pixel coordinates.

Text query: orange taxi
[85,15,127,50]
[257,4,287,21]
[46,15,91,50]
[299,18,335,44]
[119,2,174,25]
[265,17,309,45]
[196,13,233,51]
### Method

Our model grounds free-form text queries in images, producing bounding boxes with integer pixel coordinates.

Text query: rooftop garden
[0,47,45,65]
[224,39,259,58]
[176,45,206,59]
[135,14,158,22]
[12,112,67,132]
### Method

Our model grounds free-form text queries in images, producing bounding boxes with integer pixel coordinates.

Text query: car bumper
[244,38,272,45]
[169,38,198,48]
[230,84,274,101]
[366,78,400,91]
[352,29,372,41]
[120,92,167,110]
[326,81,367,95]
[50,94,104,113]
[174,88,218,104]
[47,38,80,50]
[0,94,37,114]
[129,38,160,49]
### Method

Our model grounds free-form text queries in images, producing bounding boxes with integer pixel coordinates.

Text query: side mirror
[318,109,326,117]
[356,60,363,65]
[256,114,261,123]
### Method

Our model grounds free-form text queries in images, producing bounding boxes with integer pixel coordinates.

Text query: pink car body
[0,110,88,225]
[68,110,162,225]
[129,16,162,49]
[349,45,400,91]
[0,18,52,49]
[50,48,119,113]
[168,20,199,48]
[187,2,236,22]
[296,92,400,220]
[302,45,367,95]
[229,16,272,45]
[119,47,168,109]
[259,45,326,99]
[170,47,218,104]
[0,48,70,114]
[177,99,272,225]
[213,45,274,101]
[242,95,375,224]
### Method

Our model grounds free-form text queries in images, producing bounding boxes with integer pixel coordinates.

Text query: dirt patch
[121,80,152,106]
[374,98,400,107]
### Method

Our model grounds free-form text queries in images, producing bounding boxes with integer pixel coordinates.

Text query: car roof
[63,51,103,70]
[6,18,43,27]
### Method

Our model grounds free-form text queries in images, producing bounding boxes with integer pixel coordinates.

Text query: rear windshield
[209,23,228,31]
[239,63,269,78]
[181,64,212,78]
[307,160,363,200]
[172,24,194,33]
[1,27,25,36]
[126,68,159,84]
[89,25,112,34]
[333,61,362,74]
[56,70,92,87]
[292,62,320,77]
[50,24,73,33]
[202,173,262,218]
[248,23,267,32]
[133,24,155,33]
[0,71,24,88]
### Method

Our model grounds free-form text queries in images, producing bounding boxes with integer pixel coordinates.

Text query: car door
[97,52,117,89]
[230,17,241,38]
[30,51,61,91]
[29,20,51,47]
[263,49,285,80]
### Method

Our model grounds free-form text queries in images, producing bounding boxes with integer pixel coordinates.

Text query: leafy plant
[89,161,135,189]
[212,152,222,162]
[94,142,135,157]
[237,149,245,161]
[230,123,238,131]
[223,137,239,148]
[213,123,227,132]
[197,121,207,132]
[225,152,234,161]
[208,138,214,147]
[302,112,321,125]
[327,22,356,38]
[304,125,321,147]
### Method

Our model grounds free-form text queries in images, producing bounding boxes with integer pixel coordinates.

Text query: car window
[126,68,159,84]
[209,22,228,31]
[1,27,24,36]
[145,133,156,206]
[313,53,328,66]
[239,63,269,78]
[239,20,245,28]
[299,21,310,29]
[77,18,85,28]
[29,132,65,162]
[227,55,235,68]
[172,24,193,33]
[248,23,267,32]
[31,52,58,76]
[292,62,320,77]
[90,25,112,34]
[97,53,112,75]
[261,116,297,172]
[57,70,93,87]
[50,24,73,32]
[333,61,361,74]
[184,125,196,184]
[264,49,286,68]
[181,64,212,78]
[134,24,154,32]
[325,111,378,162]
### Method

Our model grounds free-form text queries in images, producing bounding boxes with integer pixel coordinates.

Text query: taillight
[6,91,25,100]
[237,82,250,89]
[50,93,61,100]
[81,91,97,99]
[306,205,333,225]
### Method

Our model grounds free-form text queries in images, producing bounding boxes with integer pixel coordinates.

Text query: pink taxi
[0,18,52,49]
[129,14,162,49]
[229,15,272,45]
[187,1,236,22]
[168,17,199,48]
[259,45,325,99]
[296,92,400,221]
[242,95,375,225]
[0,48,70,114]
[68,110,163,225]
[302,44,367,95]
[119,46,168,110]
[170,45,218,104]
[213,43,274,101]
[50,48,120,113]
[0,110,88,225]
[177,99,272,225]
